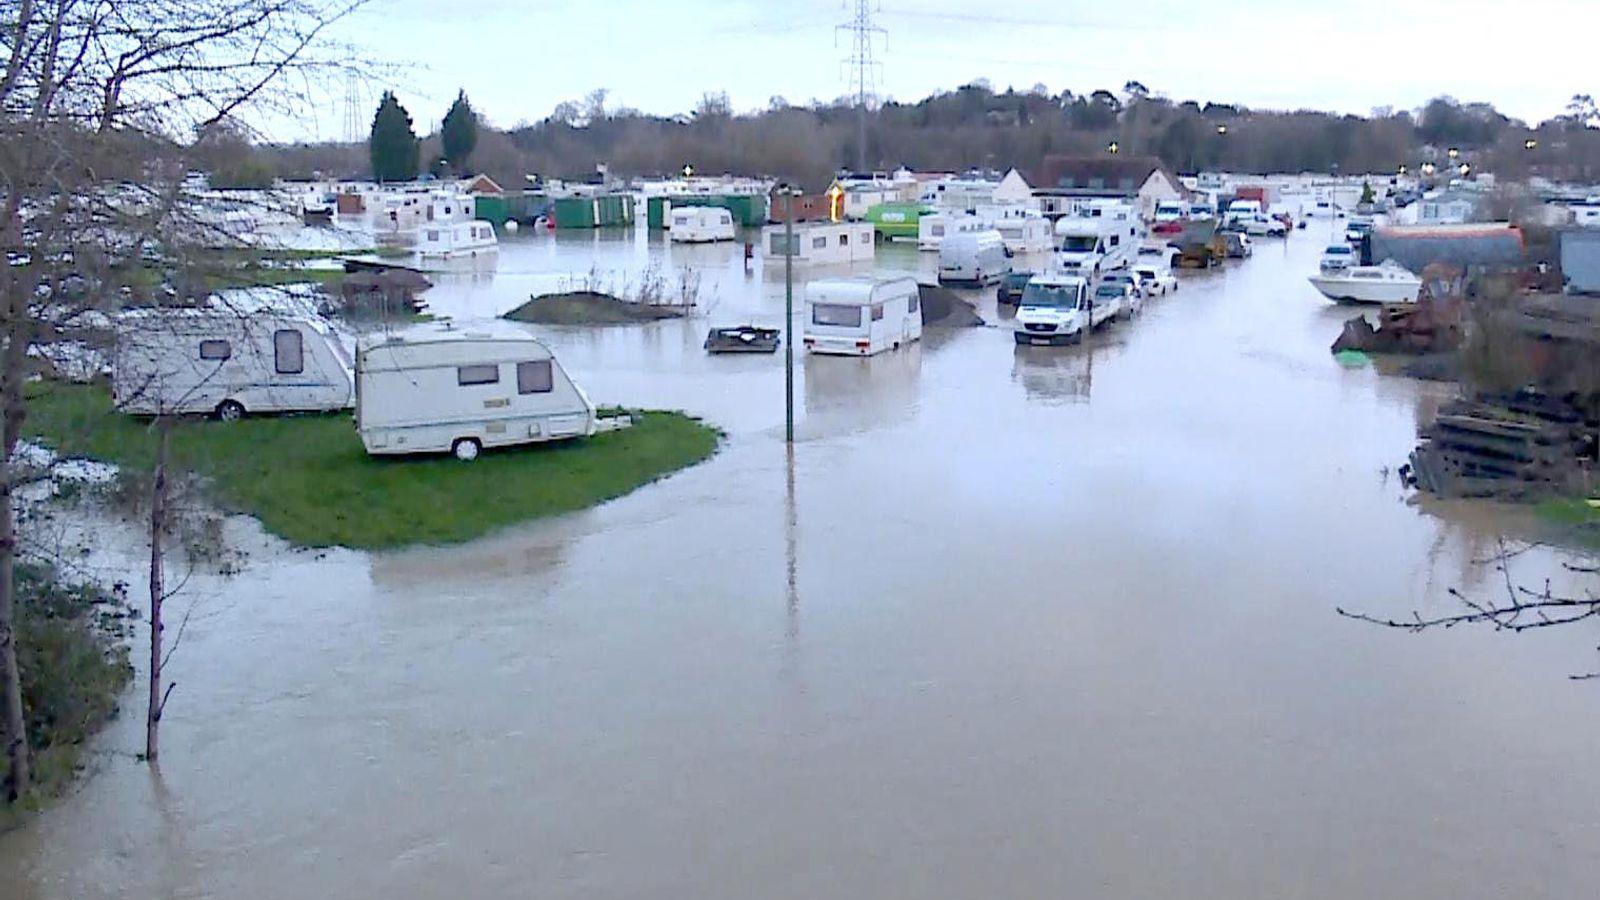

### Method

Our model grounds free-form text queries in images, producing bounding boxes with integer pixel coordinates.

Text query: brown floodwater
[3,229,1599,899]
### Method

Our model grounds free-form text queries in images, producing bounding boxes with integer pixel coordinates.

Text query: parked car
[1101,270,1143,299]
[1132,264,1178,295]
[996,270,1032,305]
[1094,281,1139,319]
[1223,232,1253,259]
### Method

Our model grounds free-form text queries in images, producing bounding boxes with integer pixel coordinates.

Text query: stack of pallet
[1405,392,1594,500]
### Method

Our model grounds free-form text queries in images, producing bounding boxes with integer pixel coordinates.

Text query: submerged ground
[2,228,1598,899]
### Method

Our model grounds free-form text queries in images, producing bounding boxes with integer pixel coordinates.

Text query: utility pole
[783,189,796,444]
[837,0,884,173]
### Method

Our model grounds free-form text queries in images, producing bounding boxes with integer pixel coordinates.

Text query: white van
[938,229,1010,285]
[356,322,597,461]
[112,308,353,420]
[1225,199,1263,226]
[1012,274,1114,346]
[803,276,922,356]
[668,206,736,243]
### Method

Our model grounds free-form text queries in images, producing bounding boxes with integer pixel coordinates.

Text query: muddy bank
[918,284,984,328]
[504,291,689,325]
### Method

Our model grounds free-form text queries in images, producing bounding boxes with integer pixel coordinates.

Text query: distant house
[1567,197,1600,228]
[1416,189,1479,225]
[991,168,1033,205]
[1032,155,1186,219]
[461,174,504,196]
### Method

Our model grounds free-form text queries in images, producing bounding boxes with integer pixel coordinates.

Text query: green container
[647,196,668,229]
[651,193,766,229]
[866,202,928,240]
[473,195,509,226]
[553,197,595,229]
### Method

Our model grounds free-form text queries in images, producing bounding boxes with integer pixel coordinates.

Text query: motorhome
[112,309,353,419]
[803,277,922,356]
[993,214,1054,254]
[355,322,598,461]
[668,206,737,243]
[917,212,989,251]
[1053,201,1139,276]
[938,230,1011,285]
[1012,274,1113,346]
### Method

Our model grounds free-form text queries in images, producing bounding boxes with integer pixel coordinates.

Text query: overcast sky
[298,0,1593,141]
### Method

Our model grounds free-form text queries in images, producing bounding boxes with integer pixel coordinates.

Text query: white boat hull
[1307,273,1420,305]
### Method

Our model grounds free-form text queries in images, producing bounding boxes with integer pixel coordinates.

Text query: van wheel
[215,400,245,422]
[452,438,481,462]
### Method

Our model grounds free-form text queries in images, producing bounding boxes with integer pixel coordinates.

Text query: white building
[764,221,876,266]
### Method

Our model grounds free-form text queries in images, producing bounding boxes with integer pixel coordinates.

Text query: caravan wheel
[214,400,245,422]
[452,438,481,462]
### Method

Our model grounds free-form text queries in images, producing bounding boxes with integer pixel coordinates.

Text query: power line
[837,0,885,172]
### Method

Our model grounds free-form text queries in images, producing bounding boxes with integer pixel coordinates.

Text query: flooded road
[5,228,1600,899]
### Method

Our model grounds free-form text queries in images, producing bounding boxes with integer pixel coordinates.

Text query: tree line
[251,82,1600,191]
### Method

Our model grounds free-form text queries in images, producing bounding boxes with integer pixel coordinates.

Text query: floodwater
[4,226,1600,899]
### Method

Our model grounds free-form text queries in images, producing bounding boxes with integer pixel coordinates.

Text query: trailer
[803,277,921,356]
[112,308,353,420]
[356,322,602,461]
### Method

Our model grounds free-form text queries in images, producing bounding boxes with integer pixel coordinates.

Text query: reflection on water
[802,343,923,437]
[6,229,1600,900]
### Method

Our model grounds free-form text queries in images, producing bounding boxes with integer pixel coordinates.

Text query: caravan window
[272,330,304,374]
[839,233,849,246]
[908,292,920,314]
[517,360,553,394]
[812,236,827,249]
[870,304,884,321]
[457,364,500,386]
[199,340,231,361]
[812,304,862,327]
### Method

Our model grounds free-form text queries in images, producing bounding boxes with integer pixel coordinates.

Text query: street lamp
[683,164,694,178]
[776,186,802,444]
[1459,163,1472,177]
[1447,147,1460,160]
[1398,164,1408,176]
[1421,161,1436,177]
[1107,141,1119,154]
[1525,138,1539,151]
[1216,125,1228,136]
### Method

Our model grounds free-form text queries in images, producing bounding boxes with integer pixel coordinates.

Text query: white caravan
[414,192,498,264]
[917,212,989,251]
[112,309,353,419]
[1012,274,1114,345]
[993,214,1054,253]
[803,276,922,356]
[356,322,597,460]
[938,230,1011,285]
[668,206,737,243]
[1053,201,1139,276]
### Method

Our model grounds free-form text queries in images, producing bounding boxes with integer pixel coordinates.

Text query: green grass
[24,384,721,550]
[1534,498,1600,546]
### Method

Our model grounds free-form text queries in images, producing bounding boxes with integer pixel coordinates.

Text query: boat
[1307,260,1421,304]
[704,325,780,354]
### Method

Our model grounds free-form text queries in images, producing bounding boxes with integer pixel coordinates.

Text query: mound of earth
[503,291,689,325]
[918,284,984,328]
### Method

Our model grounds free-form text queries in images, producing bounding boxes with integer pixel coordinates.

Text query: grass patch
[2,564,133,831]
[1534,498,1600,546]
[23,383,720,550]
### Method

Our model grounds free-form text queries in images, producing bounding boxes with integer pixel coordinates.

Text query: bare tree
[1339,539,1600,680]
[0,0,370,795]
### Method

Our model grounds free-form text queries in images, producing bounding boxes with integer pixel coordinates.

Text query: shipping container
[473,195,509,226]
[553,193,635,229]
